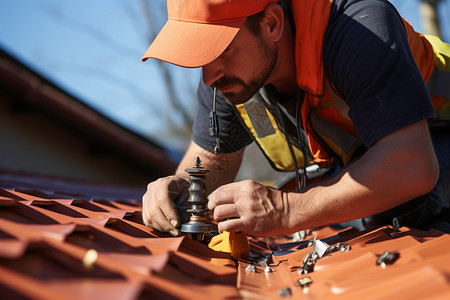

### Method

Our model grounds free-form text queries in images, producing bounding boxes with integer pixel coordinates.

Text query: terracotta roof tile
[0,174,449,299]
[239,227,450,299]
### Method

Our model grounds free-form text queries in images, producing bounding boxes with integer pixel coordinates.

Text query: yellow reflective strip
[236,104,306,171]
[235,104,256,137]
[265,108,306,171]
[316,132,356,166]
[425,35,450,71]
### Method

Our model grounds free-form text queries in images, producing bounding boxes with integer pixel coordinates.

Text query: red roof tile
[0,174,449,299]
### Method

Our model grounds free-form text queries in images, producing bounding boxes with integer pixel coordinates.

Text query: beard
[212,38,277,105]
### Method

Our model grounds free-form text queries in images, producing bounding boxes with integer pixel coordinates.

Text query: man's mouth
[216,84,236,93]
[213,77,244,94]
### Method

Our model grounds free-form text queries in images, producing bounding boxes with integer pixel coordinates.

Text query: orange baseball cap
[141,0,279,68]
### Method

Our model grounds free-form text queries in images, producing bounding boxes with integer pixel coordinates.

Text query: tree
[419,0,442,37]
[137,0,197,156]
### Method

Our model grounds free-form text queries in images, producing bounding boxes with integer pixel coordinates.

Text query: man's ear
[261,4,285,42]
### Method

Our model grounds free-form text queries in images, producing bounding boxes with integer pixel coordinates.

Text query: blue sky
[0,0,201,159]
[0,0,449,160]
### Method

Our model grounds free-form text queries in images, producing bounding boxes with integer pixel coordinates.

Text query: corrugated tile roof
[1,172,450,299]
[240,227,450,299]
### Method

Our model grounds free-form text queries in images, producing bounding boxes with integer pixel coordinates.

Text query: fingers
[149,208,180,237]
[208,183,244,233]
[142,190,177,234]
[214,206,244,233]
[217,218,244,233]
[208,185,244,233]
[156,201,181,236]
[212,203,239,221]
[160,199,180,228]
[142,176,189,236]
[207,186,235,211]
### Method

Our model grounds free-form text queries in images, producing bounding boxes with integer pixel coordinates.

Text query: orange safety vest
[236,0,449,170]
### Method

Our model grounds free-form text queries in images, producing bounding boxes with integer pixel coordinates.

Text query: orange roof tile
[0,173,449,299]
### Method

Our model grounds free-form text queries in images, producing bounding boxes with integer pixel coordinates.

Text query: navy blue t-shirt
[192,0,435,154]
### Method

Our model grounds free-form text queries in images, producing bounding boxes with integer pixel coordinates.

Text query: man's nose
[202,60,224,86]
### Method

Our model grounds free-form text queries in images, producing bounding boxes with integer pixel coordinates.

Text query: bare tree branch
[419,0,442,37]
[139,0,192,127]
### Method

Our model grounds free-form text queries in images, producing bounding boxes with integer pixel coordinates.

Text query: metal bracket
[376,250,400,268]
[298,232,351,275]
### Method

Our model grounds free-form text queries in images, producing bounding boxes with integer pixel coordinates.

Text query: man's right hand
[142,175,190,236]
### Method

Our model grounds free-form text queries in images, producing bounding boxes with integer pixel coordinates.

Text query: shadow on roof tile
[0,241,126,280]
[106,218,159,238]
[0,201,60,224]
[1,179,450,299]
[65,226,151,254]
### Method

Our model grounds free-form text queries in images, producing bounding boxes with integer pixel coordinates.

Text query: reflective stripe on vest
[235,97,307,172]
[424,34,450,121]
[425,35,450,72]
[309,109,362,166]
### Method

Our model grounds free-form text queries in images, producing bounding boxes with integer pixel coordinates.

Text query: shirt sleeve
[323,0,436,147]
[192,80,253,153]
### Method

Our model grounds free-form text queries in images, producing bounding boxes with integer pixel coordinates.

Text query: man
[141,0,450,237]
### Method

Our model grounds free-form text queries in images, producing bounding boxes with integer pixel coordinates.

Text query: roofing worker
[141,0,450,237]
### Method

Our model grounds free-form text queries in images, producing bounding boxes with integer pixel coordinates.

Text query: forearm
[287,162,400,231]
[207,121,438,236]
[287,120,439,231]
[176,140,244,193]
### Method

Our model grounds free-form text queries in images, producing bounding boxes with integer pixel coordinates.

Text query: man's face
[202,24,277,105]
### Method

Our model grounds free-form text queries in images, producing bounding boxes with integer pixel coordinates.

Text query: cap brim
[141,19,245,68]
